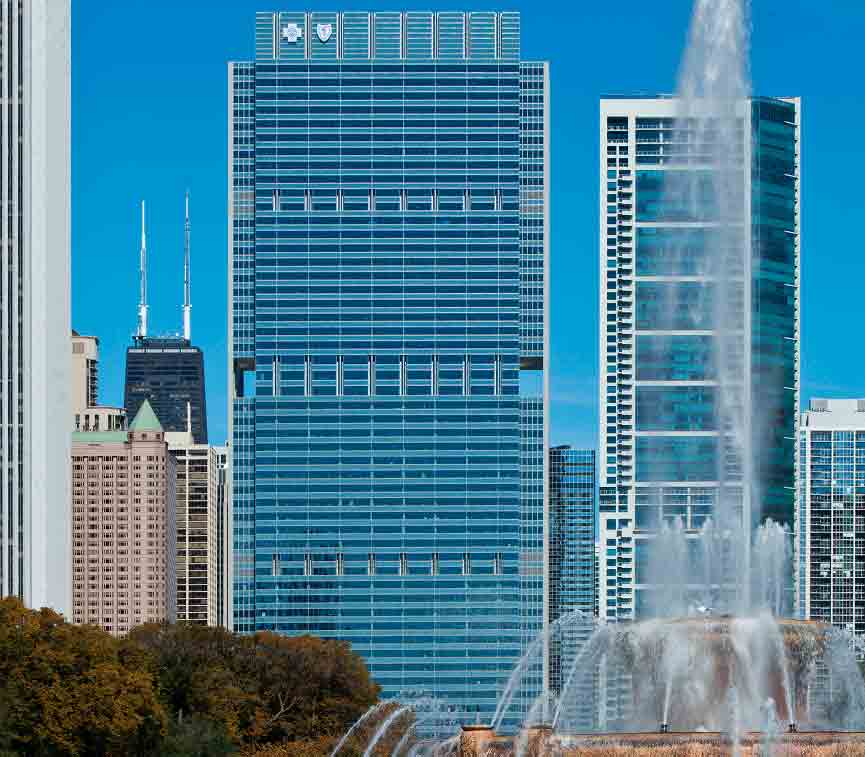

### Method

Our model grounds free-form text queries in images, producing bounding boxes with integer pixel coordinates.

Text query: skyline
[72,0,865,449]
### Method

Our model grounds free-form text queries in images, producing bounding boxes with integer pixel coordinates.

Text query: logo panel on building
[316,23,332,43]
[281,23,302,43]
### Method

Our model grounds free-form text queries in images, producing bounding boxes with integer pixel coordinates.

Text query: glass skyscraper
[597,97,800,622]
[124,336,209,444]
[229,11,548,724]
[549,446,596,729]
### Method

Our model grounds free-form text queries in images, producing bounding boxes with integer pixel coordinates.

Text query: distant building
[0,0,72,616]
[799,399,865,641]
[72,331,126,432]
[124,194,208,443]
[214,445,230,628]
[72,332,98,411]
[549,447,596,729]
[166,426,221,626]
[71,400,176,636]
[124,336,208,444]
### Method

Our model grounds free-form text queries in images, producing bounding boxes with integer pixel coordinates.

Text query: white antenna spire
[183,191,191,341]
[137,200,148,338]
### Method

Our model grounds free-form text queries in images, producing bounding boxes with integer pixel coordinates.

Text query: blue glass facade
[598,98,800,622]
[229,11,547,725]
[549,446,596,729]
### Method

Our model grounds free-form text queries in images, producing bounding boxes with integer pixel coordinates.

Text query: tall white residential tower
[0,0,71,614]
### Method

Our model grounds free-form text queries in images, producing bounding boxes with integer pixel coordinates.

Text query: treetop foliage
[0,597,381,757]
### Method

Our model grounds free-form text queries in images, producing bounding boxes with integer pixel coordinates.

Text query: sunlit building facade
[71,401,177,635]
[799,399,865,644]
[229,10,548,725]
[598,97,800,622]
[0,0,71,615]
[167,431,221,627]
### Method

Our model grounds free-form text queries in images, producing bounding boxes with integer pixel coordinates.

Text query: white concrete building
[799,399,865,641]
[1,0,71,615]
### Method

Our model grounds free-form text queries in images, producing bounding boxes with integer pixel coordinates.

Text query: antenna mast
[137,200,148,338]
[183,191,191,340]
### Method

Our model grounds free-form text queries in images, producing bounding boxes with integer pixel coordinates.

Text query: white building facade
[1,0,71,615]
[799,399,865,640]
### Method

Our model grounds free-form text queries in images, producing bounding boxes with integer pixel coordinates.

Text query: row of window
[271,551,505,577]
[261,353,513,398]
[263,187,515,213]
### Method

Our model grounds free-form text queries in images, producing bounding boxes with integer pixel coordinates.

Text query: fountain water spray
[330,702,390,757]
[363,706,412,757]
[326,1,865,746]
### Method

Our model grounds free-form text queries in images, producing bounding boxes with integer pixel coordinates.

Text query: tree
[0,597,166,756]
[126,624,380,749]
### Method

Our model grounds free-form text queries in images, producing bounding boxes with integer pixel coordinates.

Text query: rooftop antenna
[137,200,148,338]
[183,191,191,341]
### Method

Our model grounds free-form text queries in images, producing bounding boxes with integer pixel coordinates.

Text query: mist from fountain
[332,1,865,752]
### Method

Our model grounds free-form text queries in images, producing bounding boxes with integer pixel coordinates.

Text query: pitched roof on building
[128,399,163,432]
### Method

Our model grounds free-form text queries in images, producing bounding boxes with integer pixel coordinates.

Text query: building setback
[229,11,548,724]
[167,429,221,626]
[799,399,865,642]
[124,336,208,444]
[597,97,800,622]
[71,400,176,636]
[0,0,71,615]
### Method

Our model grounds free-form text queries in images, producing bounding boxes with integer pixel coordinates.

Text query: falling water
[646,0,756,616]
[727,685,742,757]
[761,697,780,757]
[551,627,610,730]
[491,633,545,730]
[330,701,390,757]
[363,706,412,757]
[492,609,597,731]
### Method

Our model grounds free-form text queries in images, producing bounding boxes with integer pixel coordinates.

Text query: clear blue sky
[72,0,865,448]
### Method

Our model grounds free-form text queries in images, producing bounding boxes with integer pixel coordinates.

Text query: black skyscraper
[126,194,207,442]
[124,336,208,443]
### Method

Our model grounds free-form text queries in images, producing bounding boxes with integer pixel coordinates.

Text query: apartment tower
[71,400,176,635]
[598,97,800,622]
[798,399,865,641]
[72,331,126,433]
[166,426,221,626]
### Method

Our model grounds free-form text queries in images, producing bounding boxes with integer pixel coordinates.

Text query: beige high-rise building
[71,400,176,636]
[71,331,126,433]
[167,425,220,626]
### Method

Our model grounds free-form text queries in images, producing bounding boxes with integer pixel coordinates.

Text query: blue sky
[73,0,865,448]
